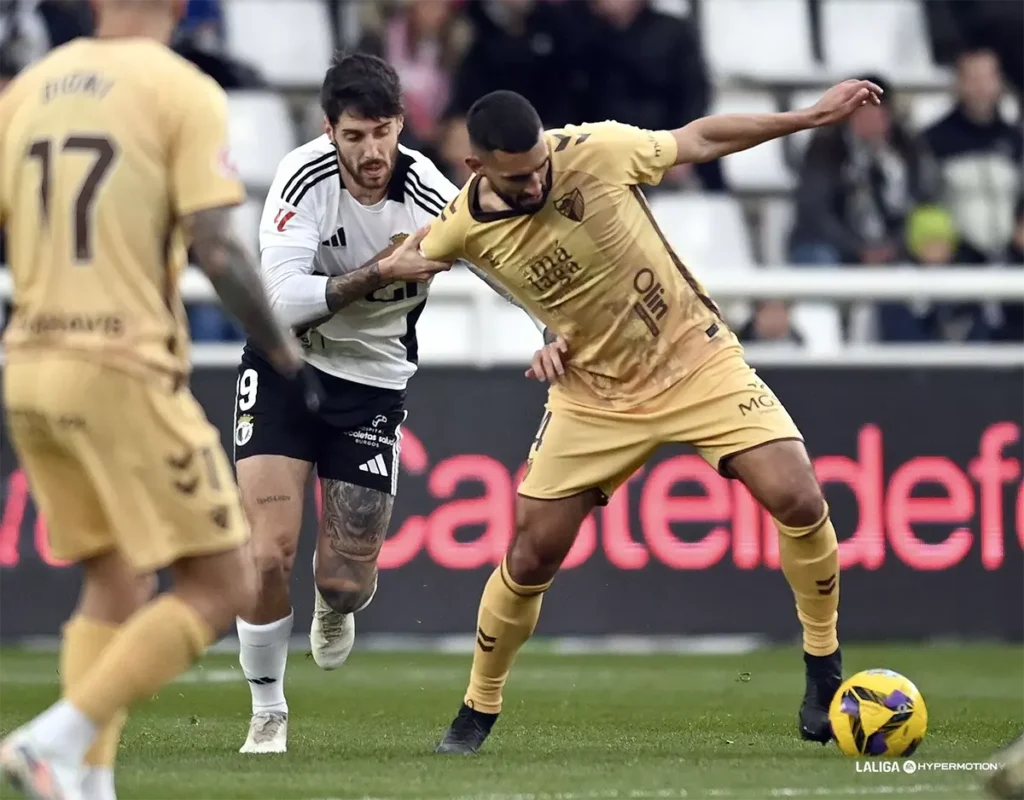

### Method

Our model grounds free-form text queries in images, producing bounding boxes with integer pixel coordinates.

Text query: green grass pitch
[1,644,1021,799]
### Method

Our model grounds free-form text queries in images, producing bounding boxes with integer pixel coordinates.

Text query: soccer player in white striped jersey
[232,52,555,755]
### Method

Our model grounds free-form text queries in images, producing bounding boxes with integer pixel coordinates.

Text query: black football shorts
[233,347,406,495]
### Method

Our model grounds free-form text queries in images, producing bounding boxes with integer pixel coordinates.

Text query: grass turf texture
[0,645,1020,800]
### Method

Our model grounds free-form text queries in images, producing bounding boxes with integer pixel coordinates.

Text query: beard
[335,144,394,191]
[492,162,552,213]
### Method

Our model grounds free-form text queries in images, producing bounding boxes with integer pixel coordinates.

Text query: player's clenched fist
[525,336,569,382]
[805,79,884,127]
[379,226,452,283]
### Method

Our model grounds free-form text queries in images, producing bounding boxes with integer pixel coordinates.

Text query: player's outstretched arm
[670,79,884,164]
[190,206,305,376]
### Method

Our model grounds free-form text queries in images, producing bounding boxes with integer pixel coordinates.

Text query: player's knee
[506,514,562,586]
[251,529,297,583]
[772,482,827,531]
[315,576,374,615]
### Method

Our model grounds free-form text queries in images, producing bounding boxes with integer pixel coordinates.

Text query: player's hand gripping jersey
[420,121,738,409]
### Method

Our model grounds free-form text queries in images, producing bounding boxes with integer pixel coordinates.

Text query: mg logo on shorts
[738,381,777,415]
[632,268,668,337]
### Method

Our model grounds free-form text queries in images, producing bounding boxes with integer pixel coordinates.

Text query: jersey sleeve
[419,194,466,262]
[167,73,245,217]
[576,121,678,186]
[258,152,324,252]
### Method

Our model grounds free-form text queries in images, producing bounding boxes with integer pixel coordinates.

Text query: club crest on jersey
[554,188,585,222]
[235,414,254,447]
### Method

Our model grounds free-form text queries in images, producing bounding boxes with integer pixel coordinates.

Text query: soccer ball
[829,669,927,757]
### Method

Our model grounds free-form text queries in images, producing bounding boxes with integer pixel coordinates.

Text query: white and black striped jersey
[257,136,455,390]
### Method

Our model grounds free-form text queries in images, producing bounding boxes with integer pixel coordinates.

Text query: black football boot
[799,649,842,743]
[434,703,499,755]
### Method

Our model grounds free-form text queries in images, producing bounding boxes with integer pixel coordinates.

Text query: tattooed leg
[315,478,394,614]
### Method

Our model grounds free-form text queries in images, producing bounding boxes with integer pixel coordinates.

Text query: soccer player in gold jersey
[0,1,436,797]
[421,82,884,754]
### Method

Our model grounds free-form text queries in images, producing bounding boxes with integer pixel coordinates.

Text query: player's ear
[395,116,405,136]
[323,117,334,141]
[465,155,483,175]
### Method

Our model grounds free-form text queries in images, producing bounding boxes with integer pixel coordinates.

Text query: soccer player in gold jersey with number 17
[0,2,436,799]
[421,81,884,755]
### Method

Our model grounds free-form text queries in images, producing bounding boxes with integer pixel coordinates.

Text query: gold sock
[68,595,214,725]
[775,504,840,656]
[465,558,552,714]
[60,616,128,767]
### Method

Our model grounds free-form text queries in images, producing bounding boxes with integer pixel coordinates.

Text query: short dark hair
[320,51,403,125]
[466,91,542,153]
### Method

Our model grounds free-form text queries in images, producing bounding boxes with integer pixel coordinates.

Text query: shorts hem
[716,436,805,478]
[516,486,610,507]
[128,535,249,574]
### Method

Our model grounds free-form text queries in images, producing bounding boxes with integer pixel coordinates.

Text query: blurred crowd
[1,0,1021,346]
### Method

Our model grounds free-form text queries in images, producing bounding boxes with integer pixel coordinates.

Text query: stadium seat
[226,92,297,189]
[700,0,816,80]
[791,302,844,353]
[223,0,333,88]
[759,198,796,267]
[232,198,264,255]
[649,193,757,327]
[821,0,944,83]
[649,193,755,270]
[711,92,794,192]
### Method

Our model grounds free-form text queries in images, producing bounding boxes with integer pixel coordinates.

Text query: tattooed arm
[189,206,303,374]
[315,479,395,614]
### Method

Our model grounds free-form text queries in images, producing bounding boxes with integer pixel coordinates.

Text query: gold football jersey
[0,38,244,382]
[421,121,737,409]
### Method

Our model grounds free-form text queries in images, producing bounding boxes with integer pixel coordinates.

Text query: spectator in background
[738,301,805,346]
[358,0,470,151]
[787,75,936,267]
[580,0,725,192]
[991,203,1024,343]
[877,205,990,342]
[447,0,585,128]
[924,49,1023,263]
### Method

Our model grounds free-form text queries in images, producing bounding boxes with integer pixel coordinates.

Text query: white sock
[27,700,98,764]
[237,611,293,715]
[82,766,116,800]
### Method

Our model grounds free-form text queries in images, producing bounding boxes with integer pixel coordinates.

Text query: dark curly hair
[320,51,403,125]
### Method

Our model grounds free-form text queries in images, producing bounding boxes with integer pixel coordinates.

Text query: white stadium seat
[821,0,943,82]
[231,199,264,256]
[701,0,815,81]
[712,92,794,192]
[759,198,796,267]
[223,0,332,88]
[648,193,755,271]
[226,92,296,188]
[791,303,844,353]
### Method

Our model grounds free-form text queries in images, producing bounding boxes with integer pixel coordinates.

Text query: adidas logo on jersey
[321,227,346,248]
[358,453,389,477]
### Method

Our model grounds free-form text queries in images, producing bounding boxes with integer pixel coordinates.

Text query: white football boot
[0,729,85,800]
[309,550,376,670]
[239,711,288,755]
[987,734,1024,800]
[80,767,116,800]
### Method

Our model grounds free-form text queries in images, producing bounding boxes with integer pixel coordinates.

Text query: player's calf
[724,440,841,743]
[309,480,392,670]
